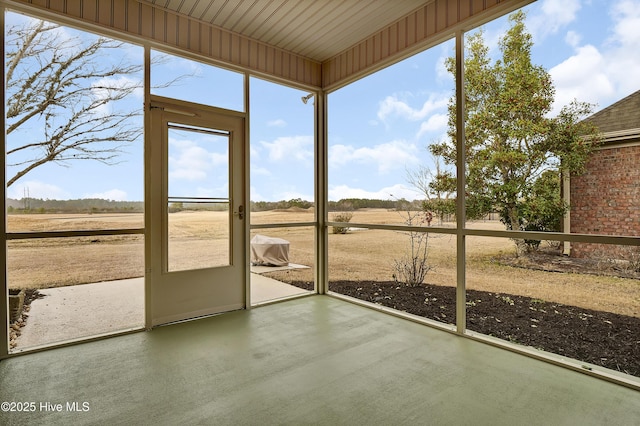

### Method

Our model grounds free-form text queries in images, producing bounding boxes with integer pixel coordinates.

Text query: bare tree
[5,19,145,188]
[407,154,456,225]
[392,199,432,287]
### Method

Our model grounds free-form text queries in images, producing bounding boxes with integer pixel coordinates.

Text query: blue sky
[6,0,640,202]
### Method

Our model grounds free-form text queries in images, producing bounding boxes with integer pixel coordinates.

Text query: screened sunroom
[1,0,639,424]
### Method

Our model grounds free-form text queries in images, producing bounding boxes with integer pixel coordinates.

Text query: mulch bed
[284,279,640,377]
[498,250,640,280]
[9,289,44,349]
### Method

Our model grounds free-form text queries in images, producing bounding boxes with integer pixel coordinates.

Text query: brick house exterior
[569,90,640,258]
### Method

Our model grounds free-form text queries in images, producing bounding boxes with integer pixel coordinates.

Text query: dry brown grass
[7,210,640,317]
[254,210,640,318]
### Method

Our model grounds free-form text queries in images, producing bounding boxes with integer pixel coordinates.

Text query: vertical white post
[562,170,571,255]
[455,30,467,335]
[315,91,328,295]
[143,45,153,329]
[1,8,9,358]
[244,72,251,307]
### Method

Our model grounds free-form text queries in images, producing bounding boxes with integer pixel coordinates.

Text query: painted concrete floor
[2,296,639,425]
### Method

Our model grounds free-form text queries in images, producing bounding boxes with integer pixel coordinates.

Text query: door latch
[234,205,244,220]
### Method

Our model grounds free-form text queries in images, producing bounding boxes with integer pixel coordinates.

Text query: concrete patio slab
[16,278,145,349]
[250,273,310,304]
[250,263,310,274]
[14,274,309,350]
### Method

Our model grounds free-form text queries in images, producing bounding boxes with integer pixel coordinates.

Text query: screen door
[148,96,246,326]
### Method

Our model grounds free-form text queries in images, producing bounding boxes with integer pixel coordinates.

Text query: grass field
[6,209,640,318]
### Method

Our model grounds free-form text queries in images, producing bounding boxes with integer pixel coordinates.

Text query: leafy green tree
[430,10,600,231]
[513,170,566,251]
[519,170,566,234]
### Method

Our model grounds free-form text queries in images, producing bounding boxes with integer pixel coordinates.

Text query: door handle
[233,205,244,220]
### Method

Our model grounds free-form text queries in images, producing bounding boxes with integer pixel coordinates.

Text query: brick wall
[570,144,640,258]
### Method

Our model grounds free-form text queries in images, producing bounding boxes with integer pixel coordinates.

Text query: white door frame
[146,96,247,326]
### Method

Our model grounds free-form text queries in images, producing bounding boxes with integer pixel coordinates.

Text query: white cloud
[416,114,448,139]
[604,0,640,95]
[610,0,640,46]
[7,180,70,200]
[267,119,287,127]
[251,185,313,202]
[92,76,141,100]
[528,0,581,41]
[85,189,128,201]
[565,30,582,48]
[377,93,448,122]
[169,138,227,181]
[328,184,422,201]
[251,166,271,176]
[540,0,581,27]
[329,140,419,173]
[91,75,141,116]
[194,184,228,198]
[435,46,453,82]
[158,54,203,75]
[250,186,266,202]
[549,44,614,113]
[260,136,313,163]
[250,145,261,160]
[550,1,640,113]
[42,24,82,57]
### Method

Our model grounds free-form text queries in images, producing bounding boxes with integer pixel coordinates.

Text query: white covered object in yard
[250,234,290,266]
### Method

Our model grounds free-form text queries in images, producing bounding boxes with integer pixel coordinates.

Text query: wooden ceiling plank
[261,0,326,48]
[301,0,416,60]
[237,0,283,38]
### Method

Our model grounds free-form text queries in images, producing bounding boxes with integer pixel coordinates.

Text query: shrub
[392,209,432,286]
[592,246,640,277]
[331,212,353,234]
[507,170,567,254]
[168,202,183,213]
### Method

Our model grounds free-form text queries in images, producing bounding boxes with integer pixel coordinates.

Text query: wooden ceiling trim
[322,0,533,90]
[10,0,533,90]
[10,0,322,88]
